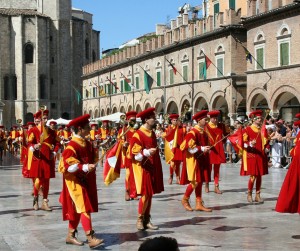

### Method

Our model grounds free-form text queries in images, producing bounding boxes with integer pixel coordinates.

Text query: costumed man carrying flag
[163,114,186,185]
[130,107,164,231]
[180,110,212,212]
[241,110,269,203]
[58,114,104,248]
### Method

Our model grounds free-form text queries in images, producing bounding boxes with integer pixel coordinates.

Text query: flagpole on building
[201,52,232,96]
[232,36,271,89]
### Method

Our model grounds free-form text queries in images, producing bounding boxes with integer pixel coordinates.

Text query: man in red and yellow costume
[180,110,212,212]
[163,114,186,185]
[9,125,20,155]
[21,122,35,178]
[205,110,226,194]
[59,114,103,248]
[122,111,138,200]
[130,107,164,231]
[241,110,269,203]
[28,109,61,211]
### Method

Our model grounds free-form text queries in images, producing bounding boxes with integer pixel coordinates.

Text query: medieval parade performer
[241,110,269,203]
[180,110,212,212]
[205,110,226,194]
[163,114,186,185]
[58,114,103,248]
[130,107,164,230]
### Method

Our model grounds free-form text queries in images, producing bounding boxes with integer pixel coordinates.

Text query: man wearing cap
[21,122,35,178]
[58,114,103,248]
[163,114,186,185]
[180,110,212,212]
[241,110,269,203]
[99,120,112,164]
[130,107,164,230]
[9,125,20,155]
[0,126,6,161]
[205,110,226,194]
[121,111,138,200]
[28,109,61,211]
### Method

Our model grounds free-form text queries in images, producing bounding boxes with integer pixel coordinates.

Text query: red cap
[295,113,300,119]
[169,114,179,120]
[49,121,57,126]
[68,114,90,128]
[90,123,97,127]
[207,110,220,118]
[126,111,137,120]
[22,125,28,129]
[192,110,208,121]
[27,122,35,127]
[137,107,155,121]
[249,110,263,119]
[12,125,18,128]
[102,120,109,124]
[276,119,284,125]
[0,125,4,129]
[294,120,300,127]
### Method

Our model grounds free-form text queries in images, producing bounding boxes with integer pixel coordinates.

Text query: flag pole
[201,51,232,97]
[232,36,271,89]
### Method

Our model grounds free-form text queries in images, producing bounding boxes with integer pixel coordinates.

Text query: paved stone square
[0,155,299,251]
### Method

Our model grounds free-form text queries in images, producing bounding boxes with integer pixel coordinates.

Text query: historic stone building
[82,0,299,123]
[0,0,100,126]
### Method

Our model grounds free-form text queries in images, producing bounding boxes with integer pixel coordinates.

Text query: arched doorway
[128,105,133,112]
[212,96,229,121]
[275,92,300,121]
[249,93,269,114]
[166,101,178,114]
[194,97,208,113]
[120,106,126,113]
[180,100,191,122]
[136,104,142,113]
[101,109,105,116]
[112,107,117,113]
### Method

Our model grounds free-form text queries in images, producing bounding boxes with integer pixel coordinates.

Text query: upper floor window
[214,3,220,28]
[85,39,89,60]
[135,76,140,89]
[169,69,174,85]
[24,43,34,63]
[183,65,188,82]
[277,26,291,67]
[39,75,47,99]
[215,45,224,77]
[3,76,9,100]
[254,32,266,70]
[156,71,161,87]
[229,0,235,10]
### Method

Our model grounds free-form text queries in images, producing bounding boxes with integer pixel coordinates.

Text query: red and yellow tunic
[240,124,268,176]
[180,125,210,184]
[130,126,164,196]
[59,136,98,221]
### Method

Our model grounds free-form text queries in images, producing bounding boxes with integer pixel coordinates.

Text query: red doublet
[165,125,185,161]
[28,126,61,179]
[59,138,98,221]
[180,125,210,185]
[205,122,226,164]
[130,126,164,196]
[240,125,268,176]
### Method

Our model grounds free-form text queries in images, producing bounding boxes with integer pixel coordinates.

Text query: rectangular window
[156,71,161,86]
[120,80,124,92]
[93,87,97,97]
[229,0,235,10]
[114,82,117,93]
[198,62,205,80]
[169,69,174,85]
[107,84,111,95]
[183,65,188,82]
[214,3,220,28]
[135,76,140,89]
[256,47,264,70]
[217,58,223,77]
[280,42,289,66]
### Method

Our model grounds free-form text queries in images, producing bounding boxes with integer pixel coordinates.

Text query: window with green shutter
[199,62,205,79]
[214,3,219,28]
[256,48,264,70]
[170,69,174,84]
[124,79,131,92]
[280,42,289,66]
[229,0,235,10]
[135,76,139,89]
[217,58,223,77]
[183,65,188,82]
[107,84,111,95]
[121,80,124,92]
[156,71,161,86]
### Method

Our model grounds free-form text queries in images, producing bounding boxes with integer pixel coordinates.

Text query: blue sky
[72,0,203,53]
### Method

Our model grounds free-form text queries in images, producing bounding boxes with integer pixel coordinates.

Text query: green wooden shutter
[280,42,289,66]
[199,62,204,79]
[217,58,223,77]
[183,65,188,81]
[170,69,174,84]
[229,0,235,10]
[256,48,264,70]
[156,71,161,86]
[121,80,124,92]
[114,82,117,93]
[135,76,139,89]
[214,3,220,13]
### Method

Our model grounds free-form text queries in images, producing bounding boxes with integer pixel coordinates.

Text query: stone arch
[166,101,179,114]
[194,94,209,113]
[277,23,291,37]
[211,94,229,120]
[120,106,126,113]
[94,109,99,118]
[154,101,163,114]
[248,89,270,114]
[112,107,118,113]
[106,107,110,115]
[101,109,105,116]
[136,104,142,113]
[127,105,133,112]
[255,30,265,43]
[215,43,225,53]
[181,53,189,61]
[88,109,93,117]
[145,102,151,110]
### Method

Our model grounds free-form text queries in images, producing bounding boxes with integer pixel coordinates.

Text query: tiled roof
[0,8,48,17]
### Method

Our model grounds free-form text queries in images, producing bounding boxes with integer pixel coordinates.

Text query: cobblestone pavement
[0,155,299,251]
